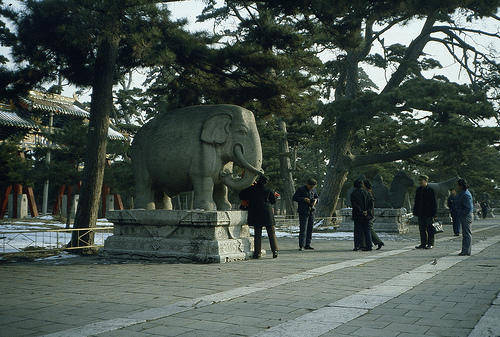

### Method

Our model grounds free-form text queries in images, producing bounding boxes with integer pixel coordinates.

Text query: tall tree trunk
[317,50,359,217]
[277,119,295,215]
[316,15,438,218]
[71,33,120,252]
[316,121,354,217]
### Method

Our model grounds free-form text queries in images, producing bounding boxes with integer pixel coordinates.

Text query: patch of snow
[38,215,54,220]
[35,252,78,261]
[0,227,112,253]
[11,221,47,225]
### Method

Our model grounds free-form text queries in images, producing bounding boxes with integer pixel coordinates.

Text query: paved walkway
[0,220,499,337]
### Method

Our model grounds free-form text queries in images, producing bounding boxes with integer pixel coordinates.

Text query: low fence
[0,227,113,254]
[0,215,341,255]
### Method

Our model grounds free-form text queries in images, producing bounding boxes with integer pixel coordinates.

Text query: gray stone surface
[372,175,391,208]
[338,207,411,233]
[0,220,499,337]
[131,104,263,211]
[428,176,459,209]
[101,210,256,263]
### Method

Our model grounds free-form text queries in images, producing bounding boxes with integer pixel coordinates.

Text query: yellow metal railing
[0,227,113,254]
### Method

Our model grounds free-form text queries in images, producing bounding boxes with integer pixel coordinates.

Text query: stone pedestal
[436,208,452,225]
[338,208,411,233]
[485,209,495,218]
[101,210,256,263]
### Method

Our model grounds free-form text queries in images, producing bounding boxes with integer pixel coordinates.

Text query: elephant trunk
[222,143,263,191]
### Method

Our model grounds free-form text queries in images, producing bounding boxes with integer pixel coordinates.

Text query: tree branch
[432,25,500,39]
[350,143,441,167]
[381,14,437,94]
[430,37,477,83]
[370,16,409,43]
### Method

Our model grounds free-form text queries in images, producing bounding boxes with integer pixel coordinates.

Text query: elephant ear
[201,114,232,144]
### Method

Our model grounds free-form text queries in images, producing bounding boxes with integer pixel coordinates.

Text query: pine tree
[267,0,500,216]
[2,0,200,251]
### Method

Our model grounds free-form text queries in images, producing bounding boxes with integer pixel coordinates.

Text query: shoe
[299,247,303,251]
[353,247,361,251]
[415,245,426,249]
[273,251,278,259]
[425,245,433,249]
[458,252,470,256]
[252,254,261,259]
[454,233,460,237]
[376,243,384,250]
[304,246,315,250]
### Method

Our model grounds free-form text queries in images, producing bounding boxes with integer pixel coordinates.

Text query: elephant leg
[213,184,231,211]
[134,166,155,210]
[192,176,216,210]
[154,191,173,210]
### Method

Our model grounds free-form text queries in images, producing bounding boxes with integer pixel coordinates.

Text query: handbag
[432,220,444,234]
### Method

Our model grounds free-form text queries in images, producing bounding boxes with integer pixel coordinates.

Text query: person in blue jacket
[455,178,473,256]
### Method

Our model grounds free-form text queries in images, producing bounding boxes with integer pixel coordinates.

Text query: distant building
[0,90,126,147]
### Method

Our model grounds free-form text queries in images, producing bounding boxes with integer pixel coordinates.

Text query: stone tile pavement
[0,220,499,337]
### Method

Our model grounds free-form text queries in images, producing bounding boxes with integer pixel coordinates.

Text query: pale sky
[2,0,499,118]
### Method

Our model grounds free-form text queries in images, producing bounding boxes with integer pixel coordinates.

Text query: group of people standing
[240,174,475,259]
[413,175,473,255]
[350,179,385,251]
[239,177,320,259]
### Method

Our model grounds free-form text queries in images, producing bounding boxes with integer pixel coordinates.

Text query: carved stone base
[101,210,258,263]
[338,208,411,234]
[436,208,452,225]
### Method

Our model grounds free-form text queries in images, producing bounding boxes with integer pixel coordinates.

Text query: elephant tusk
[233,144,264,176]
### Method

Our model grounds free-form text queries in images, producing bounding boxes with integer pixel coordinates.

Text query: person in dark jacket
[447,188,460,236]
[239,175,279,259]
[363,180,384,250]
[413,175,437,249]
[292,178,319,251]
[455,179,473,256]
[351,180,372,251]
[480,201,489,219]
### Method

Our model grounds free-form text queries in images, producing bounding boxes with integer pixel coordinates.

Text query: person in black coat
[363,180,384,250]
[292,178,319,251]
[351,180,372,251]
[413,175,437,249]
[447,188,460,236]
[239,175,279,259]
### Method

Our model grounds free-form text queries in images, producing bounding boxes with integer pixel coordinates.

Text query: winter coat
[366,189,375,220]
[350,187,370,221]
[292,185,319,215]
[239,184,276,226]
[413,185,437,218]
[447,195,458,216]
[455,190,474,217]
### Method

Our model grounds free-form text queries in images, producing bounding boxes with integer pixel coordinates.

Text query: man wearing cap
[293,178,319,251]
[413,175,437,249]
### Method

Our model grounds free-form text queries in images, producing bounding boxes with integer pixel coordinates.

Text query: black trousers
[354,219,372,249]
[253,225,279,257]
[418,216,435,246]
[298,212,314,248]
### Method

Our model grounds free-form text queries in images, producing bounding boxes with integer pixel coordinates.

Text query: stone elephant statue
[428,176,460,209]
[131,104,263,211]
